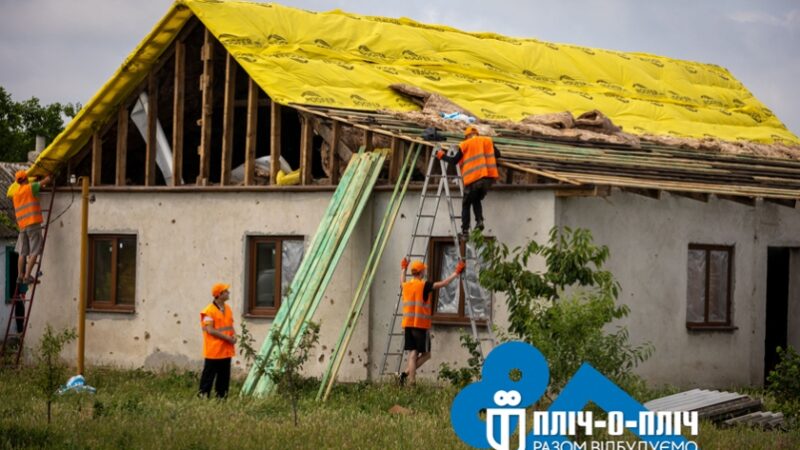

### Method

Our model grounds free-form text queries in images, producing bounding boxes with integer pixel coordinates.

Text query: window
[247,236,304,316]
[88,235,137,312]
[686,244,733,329]
[429,237,492,325]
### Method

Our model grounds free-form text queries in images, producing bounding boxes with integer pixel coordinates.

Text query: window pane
[92,240,113,302]
[686,249,706,323]
[465,243,491,320]
[436,244,459,314]
[116,237,137,306]
[255,242,276,308]
[708,250,730,323]
[281,240,304,298]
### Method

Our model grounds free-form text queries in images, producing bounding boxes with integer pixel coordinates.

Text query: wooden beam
[671,191,709,202]
[220,53,237,185]
[499,161,581,185]
[172,40,185,186]
[388,137,402,183]
[115,106,128,186]
[622,187,662,199]
[555,185,611,198]
[269,101,282,185]
[364,129,374,152]
[716,194,757,207]
[329,121,342,185]
[91,133,102,186]
[145,72,158,186]
[197,29,214,185]
[300,115,314,185]
[244,77,258,186]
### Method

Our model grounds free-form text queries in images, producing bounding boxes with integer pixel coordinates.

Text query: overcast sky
[1,0,798,136]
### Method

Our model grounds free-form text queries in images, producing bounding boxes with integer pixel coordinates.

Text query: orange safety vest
[401,278,432,330]
[458,136,499,186]
[13,184,43,229]
[200,302,235,359]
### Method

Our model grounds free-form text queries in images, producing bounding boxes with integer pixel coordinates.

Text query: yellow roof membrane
[31,0,798,177]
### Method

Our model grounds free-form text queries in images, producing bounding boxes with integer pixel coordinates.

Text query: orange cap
[15,170,27,182]
[410,260,426,274]
[211,283,230,298]
[464,126,479,137]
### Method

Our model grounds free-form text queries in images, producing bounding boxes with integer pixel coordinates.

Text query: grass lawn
[1,366,799,449]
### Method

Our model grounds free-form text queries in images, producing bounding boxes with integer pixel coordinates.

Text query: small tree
[239,321,320,426]
[767,346,800,417]
[34,324,77,424]
[475,227,653,394]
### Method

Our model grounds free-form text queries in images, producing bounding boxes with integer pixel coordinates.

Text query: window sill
[86,307,135,315]
[686,325,738,332]
[243,313,277,320]
[432,318,489,327]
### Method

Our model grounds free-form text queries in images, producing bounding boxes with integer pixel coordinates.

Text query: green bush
[767,346,800,417]
[438,332,482,389]
[474,227,653,394]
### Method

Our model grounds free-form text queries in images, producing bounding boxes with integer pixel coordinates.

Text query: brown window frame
[246,235,303,317]
[87,234,137,313]
[428,237,491,326]
[686,243,734,329]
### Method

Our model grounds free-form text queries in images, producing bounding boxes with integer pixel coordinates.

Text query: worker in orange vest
[437,126,500,239]
[399,257,465,386]
[199,283,236,398]
[11,170,51,284]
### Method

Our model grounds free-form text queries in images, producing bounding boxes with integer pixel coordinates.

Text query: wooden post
[172,40,185,186]
[329,121,341,185]
[115,106,128,186]
[364,129,374,152]
[91,133,102,186]
[244,77,258,186]
[197,29,214,185]
[269,102,282,185]
[388,137,402,183]
[145,72,158,186]
[77,176,89,375]
[220,53,237,185]
[300,115,314,185]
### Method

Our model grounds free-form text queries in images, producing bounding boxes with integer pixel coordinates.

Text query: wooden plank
[197,29,214,185]
[172,40,185,186]
[220,53,237,186]
[364,129,374,152]
[555,185,611,198]
[244,77,258,186]
[269,101,281,185]
[300,115,314,185]
[388,137,402,183]
[115,106,128,186]
[145,72,158,186]
[329,121,341,185]
[91,133,102,186]
[499,160,581,185]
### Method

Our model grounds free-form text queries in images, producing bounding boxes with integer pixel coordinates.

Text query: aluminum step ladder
[1,183,57,367]
[379,145,496,376]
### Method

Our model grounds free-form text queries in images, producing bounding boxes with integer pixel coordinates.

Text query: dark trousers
[462,178,491,233]
[199,357,231,398]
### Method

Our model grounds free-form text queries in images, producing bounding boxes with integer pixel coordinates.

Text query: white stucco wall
[557,190,800,388]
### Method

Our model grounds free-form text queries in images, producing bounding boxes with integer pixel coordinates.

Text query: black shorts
[404,327,430,353]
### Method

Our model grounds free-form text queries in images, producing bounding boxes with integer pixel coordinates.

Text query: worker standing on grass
[437,126,500,239]
[199,283,236,398]
[399,257,465,386]
[11,170,50,284]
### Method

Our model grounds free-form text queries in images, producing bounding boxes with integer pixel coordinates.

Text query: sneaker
[476,221,485,231]
[23,276,39,285]
[459,230,470,241]
[398,371,408,386]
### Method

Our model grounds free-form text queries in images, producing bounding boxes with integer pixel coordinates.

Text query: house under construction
[9,0,800,389]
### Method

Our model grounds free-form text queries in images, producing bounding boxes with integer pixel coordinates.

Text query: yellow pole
[77,176,89,375]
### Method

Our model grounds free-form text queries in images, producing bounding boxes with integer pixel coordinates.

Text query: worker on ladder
[11,170,50,285]
[436,126,500,239]
[398,257,465,386]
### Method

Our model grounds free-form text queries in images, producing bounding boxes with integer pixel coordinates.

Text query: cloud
[728,9,800,29]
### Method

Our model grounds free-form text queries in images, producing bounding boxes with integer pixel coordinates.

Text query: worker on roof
[11,170,51,285]
[436,126,500,239]
[199,282,236,398]
[398,257,464,386]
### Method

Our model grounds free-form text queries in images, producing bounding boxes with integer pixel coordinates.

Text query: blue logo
[450,342,696,450]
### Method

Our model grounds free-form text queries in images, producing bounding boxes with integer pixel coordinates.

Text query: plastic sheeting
[30,0,797,178]
[436,242,490,320]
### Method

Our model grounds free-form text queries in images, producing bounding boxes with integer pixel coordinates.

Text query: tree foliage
[0,86,80,162]
[33,324,77,424]
[474,227,654,393]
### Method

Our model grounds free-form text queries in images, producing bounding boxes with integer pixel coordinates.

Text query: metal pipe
[78,176,89,374]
